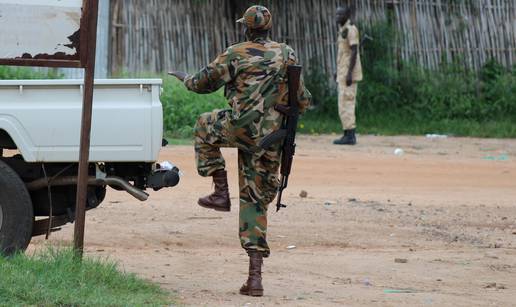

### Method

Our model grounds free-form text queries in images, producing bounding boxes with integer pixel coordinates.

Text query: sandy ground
[31,135,516,306]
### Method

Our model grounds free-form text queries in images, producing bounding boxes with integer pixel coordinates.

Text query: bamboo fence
[392,0,516,70]
[109,0,516,75]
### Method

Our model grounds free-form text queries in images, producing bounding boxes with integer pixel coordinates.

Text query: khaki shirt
[337,21,363,83]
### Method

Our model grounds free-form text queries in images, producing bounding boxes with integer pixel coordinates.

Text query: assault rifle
[259,65,302,211]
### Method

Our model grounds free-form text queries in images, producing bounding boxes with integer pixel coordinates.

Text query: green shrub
[161,76,227,138]
[0,66,62,79]
[479,60,516,117]
[303,58,338,116]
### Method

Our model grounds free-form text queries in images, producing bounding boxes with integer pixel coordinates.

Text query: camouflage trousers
[338,82,358,130]
[194,109,281,257]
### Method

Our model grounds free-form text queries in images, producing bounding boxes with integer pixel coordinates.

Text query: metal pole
[74,0,99,257]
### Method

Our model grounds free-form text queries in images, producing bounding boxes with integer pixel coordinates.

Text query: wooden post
[74,0,99,258]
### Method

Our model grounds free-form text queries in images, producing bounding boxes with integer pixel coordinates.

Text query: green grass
[299,113,516,138]
[0,247,173,306]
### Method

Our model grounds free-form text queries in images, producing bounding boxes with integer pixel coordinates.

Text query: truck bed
[0,79,163,162]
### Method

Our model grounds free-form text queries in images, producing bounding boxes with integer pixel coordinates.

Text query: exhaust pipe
[26,176,149,201]
[147,168,180,191]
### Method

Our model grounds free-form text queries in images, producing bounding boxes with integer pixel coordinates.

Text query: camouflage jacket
[184,38,311,146]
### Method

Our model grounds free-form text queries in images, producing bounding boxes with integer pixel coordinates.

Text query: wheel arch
[0,117,36,161]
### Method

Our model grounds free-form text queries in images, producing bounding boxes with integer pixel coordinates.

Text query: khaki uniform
[337,21,362,130]
[185,38,311,257]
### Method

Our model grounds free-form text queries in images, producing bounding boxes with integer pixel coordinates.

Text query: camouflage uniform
[185,38,311,257]
[337,21,363,130]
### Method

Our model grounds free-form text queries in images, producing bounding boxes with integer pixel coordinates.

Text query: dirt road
[32,135,516,306]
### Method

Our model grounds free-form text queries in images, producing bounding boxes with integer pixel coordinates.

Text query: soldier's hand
[346,74,353,87]
[168,71,188,82]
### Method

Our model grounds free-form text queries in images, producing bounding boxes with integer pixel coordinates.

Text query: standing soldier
[334,5,363,145]
[169,5,311,296]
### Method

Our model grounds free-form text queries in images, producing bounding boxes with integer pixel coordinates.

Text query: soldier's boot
[239,251,264,297]
[333,129,357,145]
[197,169,231,212]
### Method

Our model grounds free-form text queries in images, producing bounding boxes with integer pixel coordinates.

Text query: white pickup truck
[0,79,180,255]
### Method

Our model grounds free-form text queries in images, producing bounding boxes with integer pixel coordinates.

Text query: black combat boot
[333,129,356,145]
[197,169,231,211]
[240,251,264,297]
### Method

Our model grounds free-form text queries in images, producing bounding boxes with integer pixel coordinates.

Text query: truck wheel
[0,160,34,256]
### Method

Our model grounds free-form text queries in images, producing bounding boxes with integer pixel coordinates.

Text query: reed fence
[109,0,516,75]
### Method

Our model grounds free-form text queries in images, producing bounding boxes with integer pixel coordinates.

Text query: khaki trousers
[338,82,358,130]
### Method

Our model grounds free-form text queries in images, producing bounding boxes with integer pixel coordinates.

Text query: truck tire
[0,160,34,256]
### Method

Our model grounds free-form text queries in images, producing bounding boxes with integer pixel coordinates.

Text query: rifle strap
[263,43,289,111]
